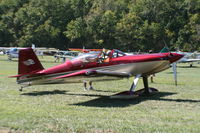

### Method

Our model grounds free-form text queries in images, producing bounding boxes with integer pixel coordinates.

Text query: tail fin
[18,48,44,75]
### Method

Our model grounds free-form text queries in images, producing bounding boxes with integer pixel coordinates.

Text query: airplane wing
[51,69,131,80]
[9,71,44,78]
[95,70,131,77]
[180,59,200,63]
[52,70,89,79]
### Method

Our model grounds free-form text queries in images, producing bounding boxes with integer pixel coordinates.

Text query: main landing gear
[110,74,158,99]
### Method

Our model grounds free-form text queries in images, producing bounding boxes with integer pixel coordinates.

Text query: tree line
[0,0,199,52]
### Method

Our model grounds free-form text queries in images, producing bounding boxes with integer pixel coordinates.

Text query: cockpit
[111,49,126,58]
[71,49,126,64]
[71,52,100,63]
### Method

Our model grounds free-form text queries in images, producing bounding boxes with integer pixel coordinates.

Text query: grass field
[0,55,200,133]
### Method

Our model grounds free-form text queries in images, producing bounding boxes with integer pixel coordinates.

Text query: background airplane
[6,48,19,60]
[68,48,105,53]
[10,48,183,99]
[176,52,200,67]
[53,50,80,62]
[0,45,52,60]
[160,46,200,67]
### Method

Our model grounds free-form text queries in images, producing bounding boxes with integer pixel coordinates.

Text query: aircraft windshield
[71,49,126,63]
[71,52,100,63]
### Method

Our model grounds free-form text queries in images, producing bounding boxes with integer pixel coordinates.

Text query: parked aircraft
[1,45,44,60]
[54,50,80,62]
[10,48,183,99]
[6,48,19,60]
[159,46,200,67]
[177,52,200,67]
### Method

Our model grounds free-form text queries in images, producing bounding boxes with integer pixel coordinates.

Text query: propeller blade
[172,63,177,86]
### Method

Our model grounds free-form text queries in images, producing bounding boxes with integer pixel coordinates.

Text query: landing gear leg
[143,76,150,95]
[137,75,158,96]
[110,75,158,99]
[129,74,141,93]
[110,74,141,99]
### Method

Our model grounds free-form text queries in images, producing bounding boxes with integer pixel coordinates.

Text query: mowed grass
[0,55,200,133]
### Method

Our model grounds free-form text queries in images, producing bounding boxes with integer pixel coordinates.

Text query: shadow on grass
[165,72,180,74]
[21,89,109,97]
[178,66,200,68]
[72,91,200,107]
[93,89,118,93]
[157,98,200,103]
[21,90,67,96]
[21,89,106,97]
[21,90,200,107]
[65,92,107,97]
[151,82,183,85]
[71,92,174,107]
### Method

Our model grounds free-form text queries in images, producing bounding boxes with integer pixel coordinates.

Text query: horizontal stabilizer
[9,71,43,78]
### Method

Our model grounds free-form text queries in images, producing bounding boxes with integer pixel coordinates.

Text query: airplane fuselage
[17,53,181,86]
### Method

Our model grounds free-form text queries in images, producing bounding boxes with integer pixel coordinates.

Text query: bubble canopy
[71,49,126,63]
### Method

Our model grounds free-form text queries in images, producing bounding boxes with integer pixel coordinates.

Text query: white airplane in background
[1,45,45,60]
[177,52,200,67]
[7,48,19,60]
[54,50,80,62]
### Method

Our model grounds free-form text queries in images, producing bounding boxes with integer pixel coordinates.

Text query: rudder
[18,48,44,75]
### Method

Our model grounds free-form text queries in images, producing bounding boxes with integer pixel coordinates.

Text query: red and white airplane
[10,48,183,98]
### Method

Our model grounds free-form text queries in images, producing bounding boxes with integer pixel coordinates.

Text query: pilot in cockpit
[72,49,113,64]
[98,49,111,63]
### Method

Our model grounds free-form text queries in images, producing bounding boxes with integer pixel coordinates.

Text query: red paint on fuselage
[39,61,73,75]
[110,53,182,63]
[37,52,183,76]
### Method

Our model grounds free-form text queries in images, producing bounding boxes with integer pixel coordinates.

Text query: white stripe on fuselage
[18,60,170,85]
[96,60,170,75]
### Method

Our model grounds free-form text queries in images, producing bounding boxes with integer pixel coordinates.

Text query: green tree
[115,12,142,51]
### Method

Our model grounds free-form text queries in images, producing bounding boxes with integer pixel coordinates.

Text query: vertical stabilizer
[18,48,44,75]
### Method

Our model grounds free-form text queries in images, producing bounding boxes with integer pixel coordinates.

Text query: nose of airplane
[169,53,184,63]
